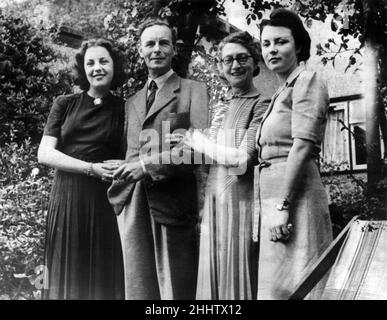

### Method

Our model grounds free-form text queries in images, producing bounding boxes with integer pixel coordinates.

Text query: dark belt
[258,157,288,168]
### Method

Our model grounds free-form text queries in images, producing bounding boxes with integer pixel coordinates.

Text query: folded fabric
[322,220,387,300]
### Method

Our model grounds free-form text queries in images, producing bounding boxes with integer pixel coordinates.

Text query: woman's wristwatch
[84,162,94,177]
[276,198,291,211]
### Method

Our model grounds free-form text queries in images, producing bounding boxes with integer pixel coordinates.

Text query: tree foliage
[46,0,124,39]
[0,141,52,300]
[0,8,69,299]
[235,0,384,71]
[324,173,387,237]
[103,0,153,97]
[0,9,72,145]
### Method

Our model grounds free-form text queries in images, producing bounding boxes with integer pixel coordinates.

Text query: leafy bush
[0,9,72,145]
[325,173,387,237]
[0,141,53,300]
[103,0,153,98]
[0,7,74,300]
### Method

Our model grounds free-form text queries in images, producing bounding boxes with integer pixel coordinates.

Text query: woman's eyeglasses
[221,54,252,66]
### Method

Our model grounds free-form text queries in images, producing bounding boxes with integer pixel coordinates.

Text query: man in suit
[107,18,209,300]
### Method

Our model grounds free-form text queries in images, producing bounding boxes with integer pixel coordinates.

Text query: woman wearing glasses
[255,8,333,299]
[170,31,268,299]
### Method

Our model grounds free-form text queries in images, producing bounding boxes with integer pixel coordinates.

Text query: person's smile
[150,56,166,62]
[268,57,281,64]
[92,73,107,79]
[220,42,255,91]
[139,24,176,78]
[230,69,247,77]
[84,46,114,93]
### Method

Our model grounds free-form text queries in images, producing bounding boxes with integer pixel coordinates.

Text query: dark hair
[138,18,177,45]
[260,8,311,62]
[73,38,126,91]
[218,31,261,76]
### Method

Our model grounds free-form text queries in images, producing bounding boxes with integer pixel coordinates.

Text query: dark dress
[42,92,125,300]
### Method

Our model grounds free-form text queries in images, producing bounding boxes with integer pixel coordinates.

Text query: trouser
[117,181,199,300]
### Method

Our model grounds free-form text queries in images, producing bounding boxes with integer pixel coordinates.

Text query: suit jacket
[107,72,209,226]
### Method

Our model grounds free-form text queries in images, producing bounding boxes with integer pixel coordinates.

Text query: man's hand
[165,133,185,147]
[113,161,145,183]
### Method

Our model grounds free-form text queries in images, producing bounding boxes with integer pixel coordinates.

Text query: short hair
[217,31,261,77]
[73,38,126,91]
[138,18,177,45]
[260,8,311,62]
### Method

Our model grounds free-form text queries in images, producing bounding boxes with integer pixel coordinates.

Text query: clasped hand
[112,161,145,183]
[92,160,124,182]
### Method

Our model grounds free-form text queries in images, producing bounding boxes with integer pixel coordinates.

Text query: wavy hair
[260,8,311,62]
[217,31,261,77]
[73,38,126,91]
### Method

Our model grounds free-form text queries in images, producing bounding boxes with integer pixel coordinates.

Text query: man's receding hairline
[140,24,173,37]
[140,24,174,43]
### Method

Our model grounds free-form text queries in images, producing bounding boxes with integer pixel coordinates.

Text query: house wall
[223,0,363,100]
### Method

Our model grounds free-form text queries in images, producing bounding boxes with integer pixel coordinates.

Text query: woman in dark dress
[38,39,126,299]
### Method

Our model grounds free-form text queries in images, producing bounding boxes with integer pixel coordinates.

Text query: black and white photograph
[0,0,386,309]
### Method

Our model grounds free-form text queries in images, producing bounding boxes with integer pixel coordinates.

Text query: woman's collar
[224,84,260,100]
[273,64,306,97]
[284,63,306,87]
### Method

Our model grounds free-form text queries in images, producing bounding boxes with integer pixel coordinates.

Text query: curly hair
[138,18,177,45]
[260,8,311,62]
[217,31,261,77]
[73,38,127,91]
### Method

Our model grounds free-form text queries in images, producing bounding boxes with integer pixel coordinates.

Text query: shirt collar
[284,63,305,87]
[272,63,306,98]
[148,69,174,91]
[223,84,261,101]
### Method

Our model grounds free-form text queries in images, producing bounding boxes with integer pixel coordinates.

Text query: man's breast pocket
[167,112,190,131]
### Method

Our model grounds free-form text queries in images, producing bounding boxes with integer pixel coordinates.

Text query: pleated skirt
[196,167,258,300]
[43,170,124,300]
[255,160,333,300]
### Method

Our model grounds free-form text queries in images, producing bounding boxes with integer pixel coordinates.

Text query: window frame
[321,102,351,172]
[349,121,367,171]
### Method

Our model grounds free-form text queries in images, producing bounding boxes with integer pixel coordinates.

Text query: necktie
[146,80,157,113]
